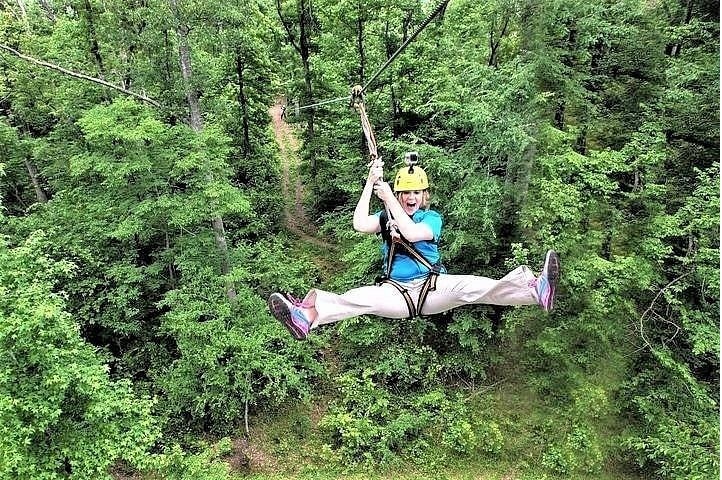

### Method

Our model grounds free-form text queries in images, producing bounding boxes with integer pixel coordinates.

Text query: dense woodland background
[0,0,719,479]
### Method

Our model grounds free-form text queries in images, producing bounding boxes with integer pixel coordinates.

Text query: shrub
[319,370,495,466]
[0,234,158,479]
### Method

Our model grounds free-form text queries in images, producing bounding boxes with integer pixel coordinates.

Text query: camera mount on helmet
[404,151,419,173]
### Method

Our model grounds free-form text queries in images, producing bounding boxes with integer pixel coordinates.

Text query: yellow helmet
[394,165,429,192]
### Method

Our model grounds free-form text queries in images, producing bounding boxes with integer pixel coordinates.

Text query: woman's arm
[373,182,433,242]
[352,165,383,233]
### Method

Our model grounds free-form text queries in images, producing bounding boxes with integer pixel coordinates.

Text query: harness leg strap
[416,273,438,317]
[416,263,443,317]
[376,277,417,319]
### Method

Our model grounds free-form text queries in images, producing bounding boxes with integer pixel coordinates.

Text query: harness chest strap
[381,210,436,273]
[380,234,443,319]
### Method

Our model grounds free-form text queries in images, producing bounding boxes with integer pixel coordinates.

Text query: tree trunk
[488,15,509,68]
[668,0,693,57]
[277,0,315,173]
[161,29,174,95]
[82,0,107,79]
[173,24,202,129]
[390,10,413,138]
[575,124,588,155]
[384,18,401,138]
[357,2,365,83]
[119,49,131,90]
[390,83,399,139]
[16,0,27,21]
[355,4,370,155]
[38,0,56,23]
[554,99,565,130]
[500,140,536,243]
[166,231,176,286]
[116,9,145,91]
[170,0,237,301]
[555,21,579,131]
[298,0,315,173]
[499,3,541,242]
[601,224,613,260]
[23,157,48,203]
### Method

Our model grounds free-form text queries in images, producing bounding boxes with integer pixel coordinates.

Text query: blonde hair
[396,190,431,210]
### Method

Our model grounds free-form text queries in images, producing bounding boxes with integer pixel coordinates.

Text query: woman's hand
[373,181,395,203]
[366,162,384,185]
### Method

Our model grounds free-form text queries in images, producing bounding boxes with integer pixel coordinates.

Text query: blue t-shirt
[376,209,443,282]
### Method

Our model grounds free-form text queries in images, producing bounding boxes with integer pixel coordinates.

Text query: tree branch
[465,378,506,402]
[638,273,690,351]
[275,0,302,56]
[0,44,160,108]
[666,131,719,150]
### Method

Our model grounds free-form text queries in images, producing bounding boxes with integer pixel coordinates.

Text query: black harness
[376,211,445,318]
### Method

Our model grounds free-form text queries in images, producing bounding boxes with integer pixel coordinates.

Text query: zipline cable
[360,0,449,95]
[287,0,449,114]
[285,95,352,116]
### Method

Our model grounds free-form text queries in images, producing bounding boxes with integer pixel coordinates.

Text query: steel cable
[287,0,449,114]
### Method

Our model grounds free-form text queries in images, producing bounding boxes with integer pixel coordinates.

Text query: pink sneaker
[536,250,560,312]
[268,293,311,340]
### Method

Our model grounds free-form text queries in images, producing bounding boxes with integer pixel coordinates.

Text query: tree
[0,232,158,479]
[165,0,247,302]
[276,0,319,174]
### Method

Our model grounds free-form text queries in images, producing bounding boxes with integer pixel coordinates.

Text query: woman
[268,162,560,340]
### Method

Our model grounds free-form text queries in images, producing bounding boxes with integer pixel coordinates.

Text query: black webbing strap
[380,210,435,275]
[416,263,443,316]
[393,236,434,269]
[379,213,444,318]
[376,276,417,319]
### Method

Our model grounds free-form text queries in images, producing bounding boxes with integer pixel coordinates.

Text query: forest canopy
[0,0,718,479]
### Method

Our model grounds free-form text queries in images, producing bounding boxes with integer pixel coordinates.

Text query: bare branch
[0,44,161,108]
[638,273,691,351]
[465,378,506,402]
[38,0,57,23]
[16,0,29,26]
[652,310,682,346]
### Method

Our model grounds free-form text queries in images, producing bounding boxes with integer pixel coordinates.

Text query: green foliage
[241,236,324,295]
[0,233,158,480]
[155,276,323,435]
[0,0,718,478]
[319,373,484,467]
[0,121,36,216]
[144,439,234,480]
[536,383,610,475]
[3,0,326,449]
[541,423,603,476]
[623,348,719,480]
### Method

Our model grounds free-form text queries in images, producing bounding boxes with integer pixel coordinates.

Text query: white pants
[305,266,538,327]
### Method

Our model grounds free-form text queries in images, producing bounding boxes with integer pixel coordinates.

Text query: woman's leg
[420,266,538,315]
[305,283,416,328]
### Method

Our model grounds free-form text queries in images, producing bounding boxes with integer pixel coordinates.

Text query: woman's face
[399,190,424,216]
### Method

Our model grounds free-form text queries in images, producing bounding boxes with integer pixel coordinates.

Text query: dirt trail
[268,102,336,251]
